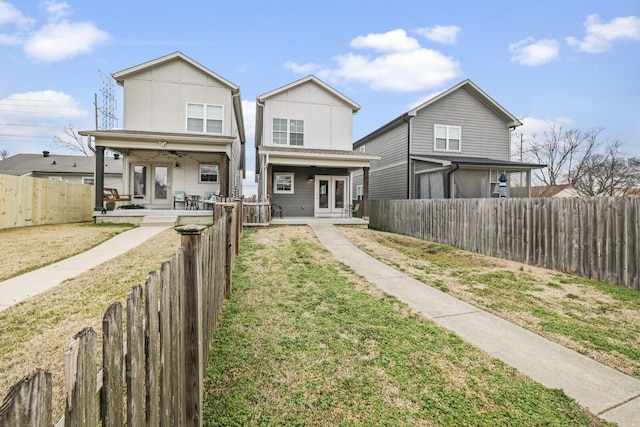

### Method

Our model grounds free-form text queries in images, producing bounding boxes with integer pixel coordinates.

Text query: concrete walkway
[311,224,640,427]
[0,225,172,311]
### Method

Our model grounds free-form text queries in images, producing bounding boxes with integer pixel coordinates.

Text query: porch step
[140,215,178,227]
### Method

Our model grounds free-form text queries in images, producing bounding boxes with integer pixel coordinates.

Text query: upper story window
[434,124,461,152]
[187,103,223,134]
[358,145,366,153]
[272,118,304,146]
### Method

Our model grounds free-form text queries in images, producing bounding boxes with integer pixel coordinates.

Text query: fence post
[0,368,52,427]
[176,224,206,427]
[224,205,234,298]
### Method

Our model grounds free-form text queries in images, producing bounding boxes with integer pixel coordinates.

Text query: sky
[1,0,639,194]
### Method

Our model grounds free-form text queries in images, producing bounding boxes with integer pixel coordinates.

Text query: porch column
[219,153,228,197]
[363,167,370,218]
[94,146,105,211]
[266,164,273,200]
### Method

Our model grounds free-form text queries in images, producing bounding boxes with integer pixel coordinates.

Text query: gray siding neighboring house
[0,152,123,188]
[353,79,544,200]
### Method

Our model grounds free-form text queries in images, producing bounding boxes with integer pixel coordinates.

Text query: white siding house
[255,75,377,218]
[80,52,245,210]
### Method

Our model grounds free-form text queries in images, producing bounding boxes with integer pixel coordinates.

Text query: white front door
[315,175,348,217]
[131,163,172,208]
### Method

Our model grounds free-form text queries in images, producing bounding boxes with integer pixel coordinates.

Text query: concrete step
[141,216,177,227]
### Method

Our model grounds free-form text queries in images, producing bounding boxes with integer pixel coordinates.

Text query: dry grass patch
[339,226,640,378]
[0,222,134,281]
[0,227,181,421]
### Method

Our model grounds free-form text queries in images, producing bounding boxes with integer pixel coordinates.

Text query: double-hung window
[187,103,223,134]
[199,164,219,183]
[272,118,304,146]
[274,173,294,194]
[434,125,461,151]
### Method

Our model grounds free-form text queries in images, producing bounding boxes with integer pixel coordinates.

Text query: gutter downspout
[447,163,460,198]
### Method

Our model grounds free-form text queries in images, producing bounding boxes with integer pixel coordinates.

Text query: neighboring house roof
[255,75,360,149]
[354,79,522,147]
[616,187,640,197]
[531,184,585,198]
[111,51,245,145]
[411,154,544,170]
[0,153,122,176]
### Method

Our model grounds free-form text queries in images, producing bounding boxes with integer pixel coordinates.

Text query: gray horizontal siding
[360,121,408,200]
[411,87,511,160]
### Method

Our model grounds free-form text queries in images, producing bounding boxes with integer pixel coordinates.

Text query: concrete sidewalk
[0,225,172,311]
[311,224,640,427]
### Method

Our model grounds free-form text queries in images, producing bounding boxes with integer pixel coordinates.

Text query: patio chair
[343,203,360,218]
[104,188,132,202]
[201,191,218,209]
[173,191,186,209]
[271,204,284,219]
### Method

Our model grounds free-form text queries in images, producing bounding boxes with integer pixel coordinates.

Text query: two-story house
[255,75,377,218]
[80,51,245,211]
[353,79,543,200]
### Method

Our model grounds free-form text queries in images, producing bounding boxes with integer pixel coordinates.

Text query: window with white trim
[82,177,94,185]
[358,145,365,153]
[274,173,294,194]
[187,103,223,134]
[356,184,364,200]
[434,124,461,151]
[199,164,219,183]
[272,118,304,146]
[48,176,62,181]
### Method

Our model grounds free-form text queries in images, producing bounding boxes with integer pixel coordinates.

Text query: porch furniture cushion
[201,191,218,209]
[173,191,186,209]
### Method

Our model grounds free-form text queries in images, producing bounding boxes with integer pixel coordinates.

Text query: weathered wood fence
[0,204,239,426]
[243,201,271,226]
[0,174,93,229]
[369,197,640,290]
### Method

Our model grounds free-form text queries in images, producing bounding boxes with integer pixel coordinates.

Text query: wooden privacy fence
[369,197,640,290]
[0,174,93,229]
[0,204,239,427]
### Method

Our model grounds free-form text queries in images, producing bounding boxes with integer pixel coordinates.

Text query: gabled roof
[532,185,586,198]
[408,79,522,127]
[257,75,360,112]
[355,79,522,146]
[0,153,122,176]
[111,51,239,90]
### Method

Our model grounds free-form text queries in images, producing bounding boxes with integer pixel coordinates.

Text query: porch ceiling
[79,129,235,154]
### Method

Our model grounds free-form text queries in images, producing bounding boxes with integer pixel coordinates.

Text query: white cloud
[283,61,321,74]
[566,14,640,53]
[24,20,110,62]
[43,1,71,20]
[241,99,255,143]
[0,90,87,120]
[509,37,560,66]
[0,0,34,29]
[414,25,461,45]
[315,29,460,92]
[517,116,575,141]
[350,29,420,53]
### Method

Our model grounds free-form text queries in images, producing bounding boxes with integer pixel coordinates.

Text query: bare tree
[53,124,93,156]
[573,140,640,196]
[525,125,602,186]
[0,149,9,160]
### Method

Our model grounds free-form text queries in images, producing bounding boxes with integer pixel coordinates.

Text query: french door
[131,163,172,208]
[315,175,348,217]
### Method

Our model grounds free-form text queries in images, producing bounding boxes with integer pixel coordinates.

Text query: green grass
[203,227,608,426]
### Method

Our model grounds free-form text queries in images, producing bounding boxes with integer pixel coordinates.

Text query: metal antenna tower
[98,70,118,130]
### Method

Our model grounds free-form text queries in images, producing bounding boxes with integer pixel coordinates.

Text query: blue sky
[1,0,639,193]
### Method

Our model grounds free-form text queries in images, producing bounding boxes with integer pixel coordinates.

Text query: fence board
[370,197,639,290]
[0,368,51,427]
[145,272,160,427]
[159,259,174,427]
[101,303,124,427]
[64,328,97,427]
[126,285,144,427]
